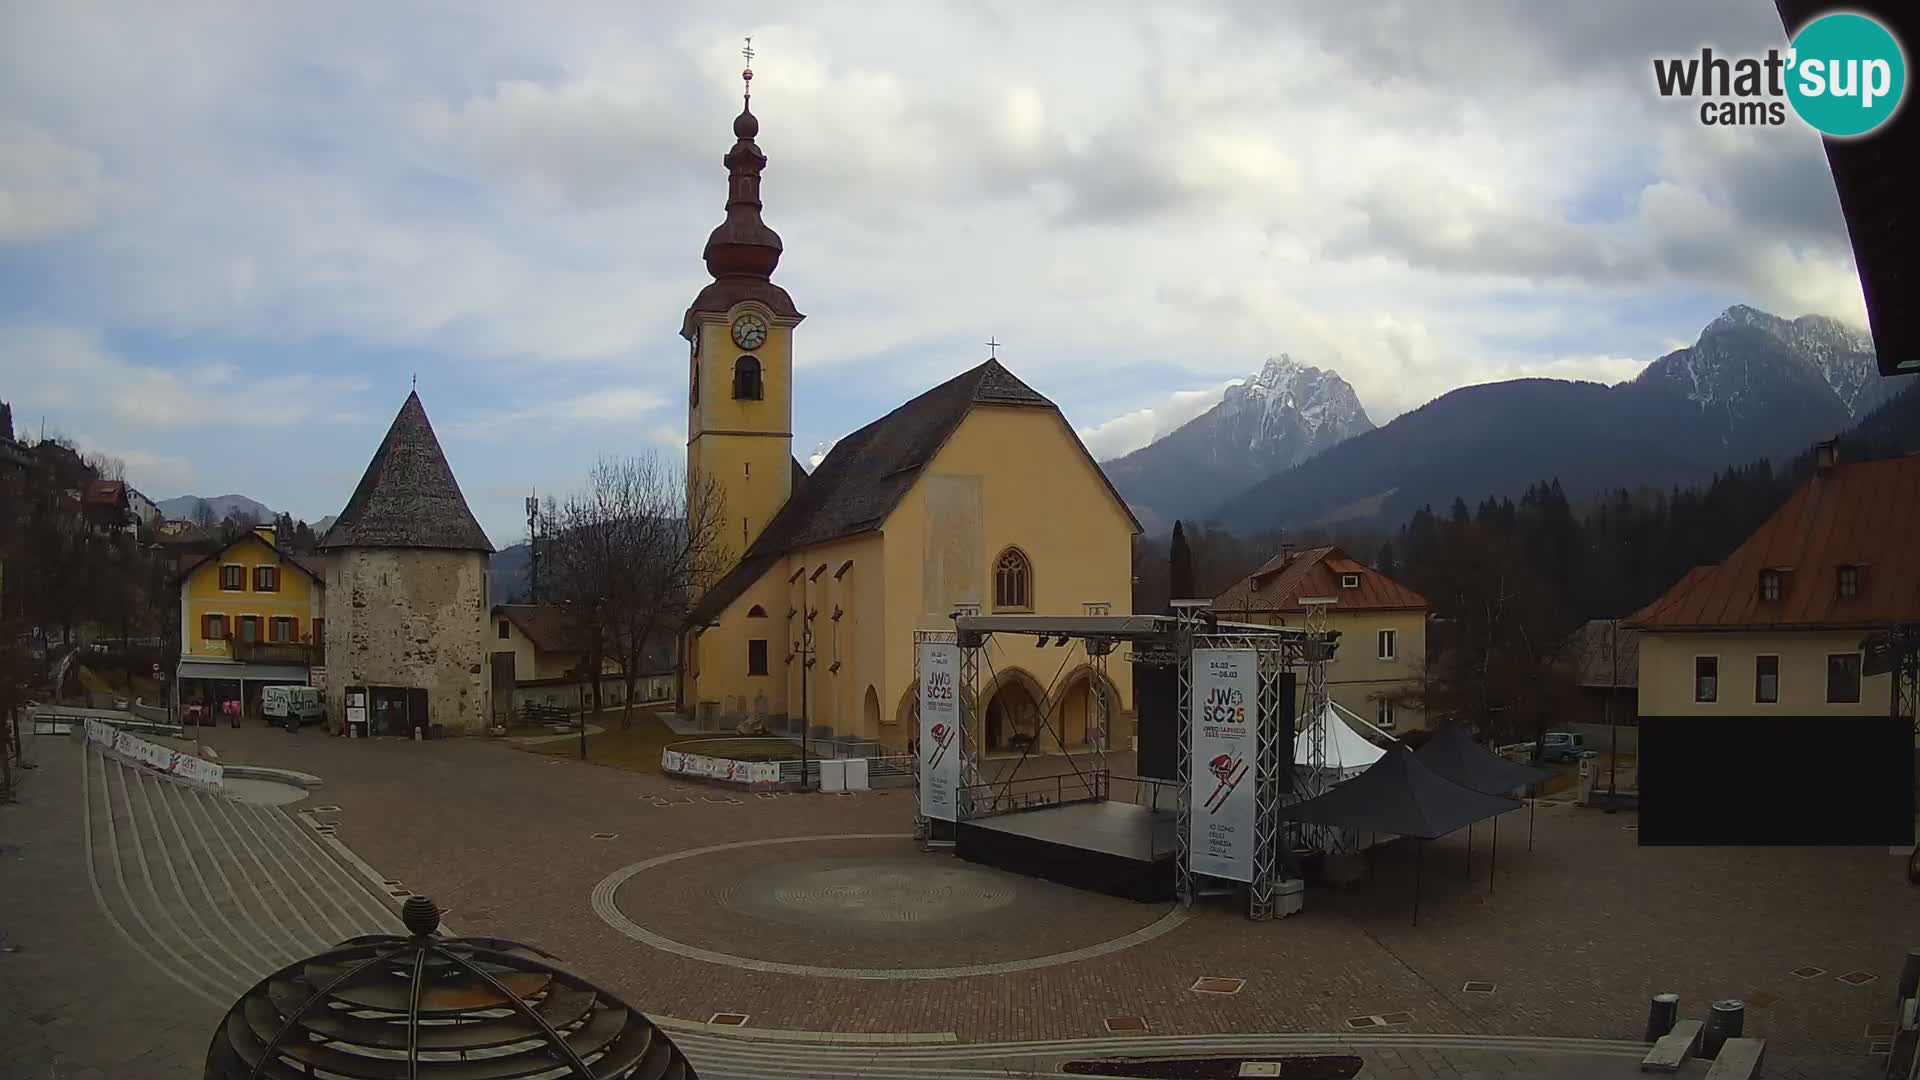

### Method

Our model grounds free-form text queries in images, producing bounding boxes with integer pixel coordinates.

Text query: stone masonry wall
[323,547,490,735]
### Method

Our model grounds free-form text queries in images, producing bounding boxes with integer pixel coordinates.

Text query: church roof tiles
[688,358,1131,627]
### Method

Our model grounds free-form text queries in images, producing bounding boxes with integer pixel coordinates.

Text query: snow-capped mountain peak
[1643,304,1894,422]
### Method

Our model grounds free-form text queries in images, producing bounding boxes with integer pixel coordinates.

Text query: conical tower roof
[318,392,493,553]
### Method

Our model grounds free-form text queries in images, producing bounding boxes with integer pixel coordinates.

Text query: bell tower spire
[684,38,802,564]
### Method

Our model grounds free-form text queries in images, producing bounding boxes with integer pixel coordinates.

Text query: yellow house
[1626,446,1913,720]
[1213,545,1430,732]
[175,526,326,720]
[678,85,1138,752]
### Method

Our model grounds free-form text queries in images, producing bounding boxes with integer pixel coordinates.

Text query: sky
[0,1,1869,547]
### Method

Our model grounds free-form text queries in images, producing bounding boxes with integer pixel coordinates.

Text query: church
[678,62,1139,754]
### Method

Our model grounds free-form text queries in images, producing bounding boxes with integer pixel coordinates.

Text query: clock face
[731,313,769,350]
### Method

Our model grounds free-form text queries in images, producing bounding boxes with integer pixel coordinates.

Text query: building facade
[487,604,670,721]
[174,526,326,720]
[1213,545,1430,732]
[678,79,1138,753]
[1627,445,1913,720]
[319,392,494,736]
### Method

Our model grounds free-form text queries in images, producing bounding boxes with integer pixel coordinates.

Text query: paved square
[4,722,1912,1080]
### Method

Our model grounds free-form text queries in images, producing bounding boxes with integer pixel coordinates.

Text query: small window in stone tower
[733,356,763,400]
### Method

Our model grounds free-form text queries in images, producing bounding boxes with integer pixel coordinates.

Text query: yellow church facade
[677,72,1137,753]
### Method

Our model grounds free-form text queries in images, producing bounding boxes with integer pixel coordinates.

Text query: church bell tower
[683,39,804,558]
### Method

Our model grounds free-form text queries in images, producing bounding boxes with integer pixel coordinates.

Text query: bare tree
[192,499,216,530]
[544,456,731,730]
[84,453,126,482]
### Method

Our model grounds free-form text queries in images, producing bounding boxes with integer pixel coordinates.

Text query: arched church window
[747,605,767,618]
[993,547,1032,611]
[733,356,763,400]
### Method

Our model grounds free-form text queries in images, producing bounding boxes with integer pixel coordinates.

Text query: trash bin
[1701,998,1744,1058]
[1645,993,1679,1041]
[1275,878,1305,917]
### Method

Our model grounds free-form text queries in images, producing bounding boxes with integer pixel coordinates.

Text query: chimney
[255,524,277,547]
[1280,543,1295,565]
[1813,436,1840,474]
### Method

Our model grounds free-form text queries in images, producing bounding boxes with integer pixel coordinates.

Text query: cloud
[0,120,110,242]
[0,325,368,430]
[1079,381,1240,460]
[0,0,1875,531]
[70,435,196,494]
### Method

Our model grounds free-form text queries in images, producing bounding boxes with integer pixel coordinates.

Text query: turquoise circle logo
[1786,12,1906,137]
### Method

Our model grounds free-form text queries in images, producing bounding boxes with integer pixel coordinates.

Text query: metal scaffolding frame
[909,611,1334,920]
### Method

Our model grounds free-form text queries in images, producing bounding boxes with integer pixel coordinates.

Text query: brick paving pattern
[2,722,1908,1078]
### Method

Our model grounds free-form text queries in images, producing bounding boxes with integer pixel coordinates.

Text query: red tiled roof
[1213,545,1429,614]
[1625,455,1920,631]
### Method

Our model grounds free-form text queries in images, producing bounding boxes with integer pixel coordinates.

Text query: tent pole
[1412,838,1424,927]
[1489,812,1499,895]
[1465,819,1473,879]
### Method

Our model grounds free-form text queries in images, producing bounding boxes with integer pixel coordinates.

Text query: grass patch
[519,711,752,773]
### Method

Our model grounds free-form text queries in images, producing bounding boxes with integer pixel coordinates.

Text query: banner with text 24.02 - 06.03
[1189,648,1259,882]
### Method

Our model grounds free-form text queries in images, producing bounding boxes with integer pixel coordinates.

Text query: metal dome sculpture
[204,896,698,1079]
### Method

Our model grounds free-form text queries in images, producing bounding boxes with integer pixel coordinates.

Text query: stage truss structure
[913,608,1334,921]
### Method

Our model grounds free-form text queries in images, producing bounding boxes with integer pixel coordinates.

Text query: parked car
[1535,731,1594,764]
[263,685,326,731]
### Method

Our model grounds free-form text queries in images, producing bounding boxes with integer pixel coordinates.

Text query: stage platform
[955,801,1178,902]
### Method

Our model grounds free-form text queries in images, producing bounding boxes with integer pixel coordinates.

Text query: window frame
[1753,653,1780,705]
[1341,573,1361,589]
[1693,655,1719,704]
[1377,628,1396,661]
[747,638,769,677]
[254,564,279,592]
[219,564,246,591]
[268,616,297,643]
[1375,696,1396,729]
[732,355,764,401]
[1758,570,1781,602]
[202,613,229,641]
[498,619,510,640]
[992,547,1033,612]
[1826,651,1863,704]
[236,615,261,645]
[1836,565,1860,599]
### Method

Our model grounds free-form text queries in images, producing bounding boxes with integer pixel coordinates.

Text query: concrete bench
[1703,1037,1764,1079]
[1641,1019,1704,1073]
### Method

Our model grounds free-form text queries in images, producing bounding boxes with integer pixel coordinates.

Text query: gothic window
[747,605,768,618]
[733,356,763,400]
[993,547,1032,611]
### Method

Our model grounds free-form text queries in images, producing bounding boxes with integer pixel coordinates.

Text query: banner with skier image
[1189,648,1259,882]
[918,641,962,822]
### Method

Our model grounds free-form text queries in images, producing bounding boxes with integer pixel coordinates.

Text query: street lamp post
[794,617,815,791]
[1606,619,1619,808]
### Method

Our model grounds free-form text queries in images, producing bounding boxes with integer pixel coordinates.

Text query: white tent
[1293,702,1387,780]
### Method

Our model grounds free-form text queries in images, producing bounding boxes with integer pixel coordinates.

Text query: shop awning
[177,660,312,683]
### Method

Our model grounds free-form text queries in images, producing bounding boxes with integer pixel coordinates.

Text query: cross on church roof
[741,36,754,100]
[986,337,1001,359]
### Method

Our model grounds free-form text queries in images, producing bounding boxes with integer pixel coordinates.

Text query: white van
[263,685,325,730]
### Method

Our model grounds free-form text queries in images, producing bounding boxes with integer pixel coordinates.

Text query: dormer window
[732,355,763,400]
[1758,570,1782,602]
[1341,573,1361,589]
[1837,565,1860,599]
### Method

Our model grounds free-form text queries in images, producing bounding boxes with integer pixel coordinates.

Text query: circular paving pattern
[592,833,1188,979]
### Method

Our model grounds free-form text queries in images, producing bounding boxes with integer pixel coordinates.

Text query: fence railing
[961,768,1108,820]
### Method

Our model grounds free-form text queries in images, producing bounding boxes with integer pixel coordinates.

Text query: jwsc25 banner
[1188,648,1259,882]
[917,641,962,822]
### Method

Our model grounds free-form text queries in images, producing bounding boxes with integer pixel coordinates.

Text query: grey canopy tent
[1279,747,1519,924]
[1415,725,1551,880]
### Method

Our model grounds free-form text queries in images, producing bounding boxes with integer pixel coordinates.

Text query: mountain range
[1101,356,1374,532]
[155,493,276,524]
[1176,305,1907,536]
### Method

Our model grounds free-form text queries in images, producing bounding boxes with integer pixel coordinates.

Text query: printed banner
[918,641,962,822]
[1189,648,1259,883]
[87,719,224,790]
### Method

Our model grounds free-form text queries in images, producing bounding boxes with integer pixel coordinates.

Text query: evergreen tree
[1168,520,1195,606]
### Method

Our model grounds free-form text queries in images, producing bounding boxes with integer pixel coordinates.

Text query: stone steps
[81,743,401,1009]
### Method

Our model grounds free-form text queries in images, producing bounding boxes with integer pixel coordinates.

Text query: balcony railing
[231,639,322,666]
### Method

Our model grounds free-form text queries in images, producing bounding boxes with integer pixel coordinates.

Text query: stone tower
[317,391,494,735]
[682,51,804,558]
